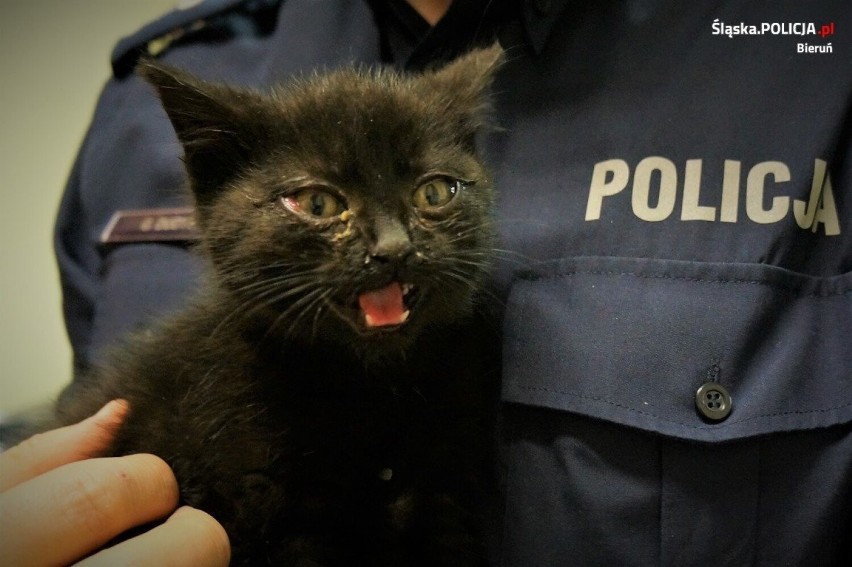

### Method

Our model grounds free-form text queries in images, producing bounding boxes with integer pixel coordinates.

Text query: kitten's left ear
[138,61,270,204]
[417,44,505,145]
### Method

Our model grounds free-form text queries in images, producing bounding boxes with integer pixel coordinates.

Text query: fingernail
[92,399,129,423]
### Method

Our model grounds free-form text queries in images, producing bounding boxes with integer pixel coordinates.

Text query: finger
[0,453,178,567]
[77,506,231,567]
[0,399,129,492]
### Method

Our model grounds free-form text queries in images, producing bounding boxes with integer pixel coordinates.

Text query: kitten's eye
[283,189,345,218]
[412,178,458,210]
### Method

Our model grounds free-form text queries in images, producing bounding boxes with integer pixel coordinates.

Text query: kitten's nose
[369,217,413,264]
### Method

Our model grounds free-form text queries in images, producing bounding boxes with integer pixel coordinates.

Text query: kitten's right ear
[138,61,268,203]
[418,44,505,147]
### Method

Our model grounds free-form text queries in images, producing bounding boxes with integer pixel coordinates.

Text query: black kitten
[55,46,503,566]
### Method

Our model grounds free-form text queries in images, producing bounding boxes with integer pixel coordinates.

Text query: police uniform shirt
[55,0,852,564]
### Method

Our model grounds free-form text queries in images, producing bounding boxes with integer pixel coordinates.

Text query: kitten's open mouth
[357,282,418,329]
[325,282,421,334]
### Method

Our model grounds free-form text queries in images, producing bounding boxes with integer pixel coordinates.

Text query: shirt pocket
[502,255,852,440]
[499,256,852,566]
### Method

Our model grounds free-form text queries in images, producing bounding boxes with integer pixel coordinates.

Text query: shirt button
[695,382,733,421]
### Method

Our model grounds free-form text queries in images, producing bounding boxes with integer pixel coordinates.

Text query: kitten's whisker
[266,287,331,341]
[434,256,491,271]
[472,285,508,309]
[439,224,483,241]
[435,269,481,293]
[498,217,554,228]
[310,296,327,343]
[210,276,326,338]
[427,263,509,309]
[262,293,316,341]
[216,261,319,280]
[485,247,534,266]
[437,246,533,270]
[223,272,320,296]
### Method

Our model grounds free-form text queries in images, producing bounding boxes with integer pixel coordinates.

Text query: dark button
[695,382,732,421]
[533,0,552,16]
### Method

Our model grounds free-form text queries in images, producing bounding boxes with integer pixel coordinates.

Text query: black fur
[55,46,504,566]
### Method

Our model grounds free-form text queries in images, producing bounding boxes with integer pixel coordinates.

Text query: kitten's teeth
[364,310,410,327]
[402,284,412,296]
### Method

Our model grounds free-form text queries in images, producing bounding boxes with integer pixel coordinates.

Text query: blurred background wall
[0,0,180,419]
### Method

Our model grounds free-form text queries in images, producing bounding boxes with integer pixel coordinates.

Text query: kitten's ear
[138,61,269,203]
[418,44,504,146]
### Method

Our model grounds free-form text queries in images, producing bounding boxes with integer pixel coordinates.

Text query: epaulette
[111,0,281,78]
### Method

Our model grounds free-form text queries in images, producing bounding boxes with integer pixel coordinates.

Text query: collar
[379,0,572,67]
[521,0,573,54]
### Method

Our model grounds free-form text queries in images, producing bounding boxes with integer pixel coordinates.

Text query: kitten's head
[140,46,502,357]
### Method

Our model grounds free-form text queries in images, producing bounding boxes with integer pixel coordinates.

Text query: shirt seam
[509,384,852,430]
[517,270,852,298]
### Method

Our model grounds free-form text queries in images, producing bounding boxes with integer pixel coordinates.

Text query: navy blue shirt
[56,1,852,564]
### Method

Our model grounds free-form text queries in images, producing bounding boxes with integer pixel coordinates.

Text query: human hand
[0,399,230,566]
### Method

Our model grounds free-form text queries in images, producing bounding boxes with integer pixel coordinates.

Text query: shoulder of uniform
[111,0,280,79]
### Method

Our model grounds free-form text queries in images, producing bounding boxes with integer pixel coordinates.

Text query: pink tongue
[358,282,407,327]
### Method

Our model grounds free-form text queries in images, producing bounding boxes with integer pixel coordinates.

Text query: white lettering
[719,160,741,223]
[681,159,716,221]
[795,160,840,235]
[811,174,840,235]
[794,159,826,229]
[745,161,790,223]
[632,157,677,222]
[765,23,812,35]
[585,157,839,236]
[797,42,833,53]
[712,19,722,34]
[714,20,761,38]
[585,159,630,220]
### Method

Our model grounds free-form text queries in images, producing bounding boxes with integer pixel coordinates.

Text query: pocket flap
[502,256,852,442]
